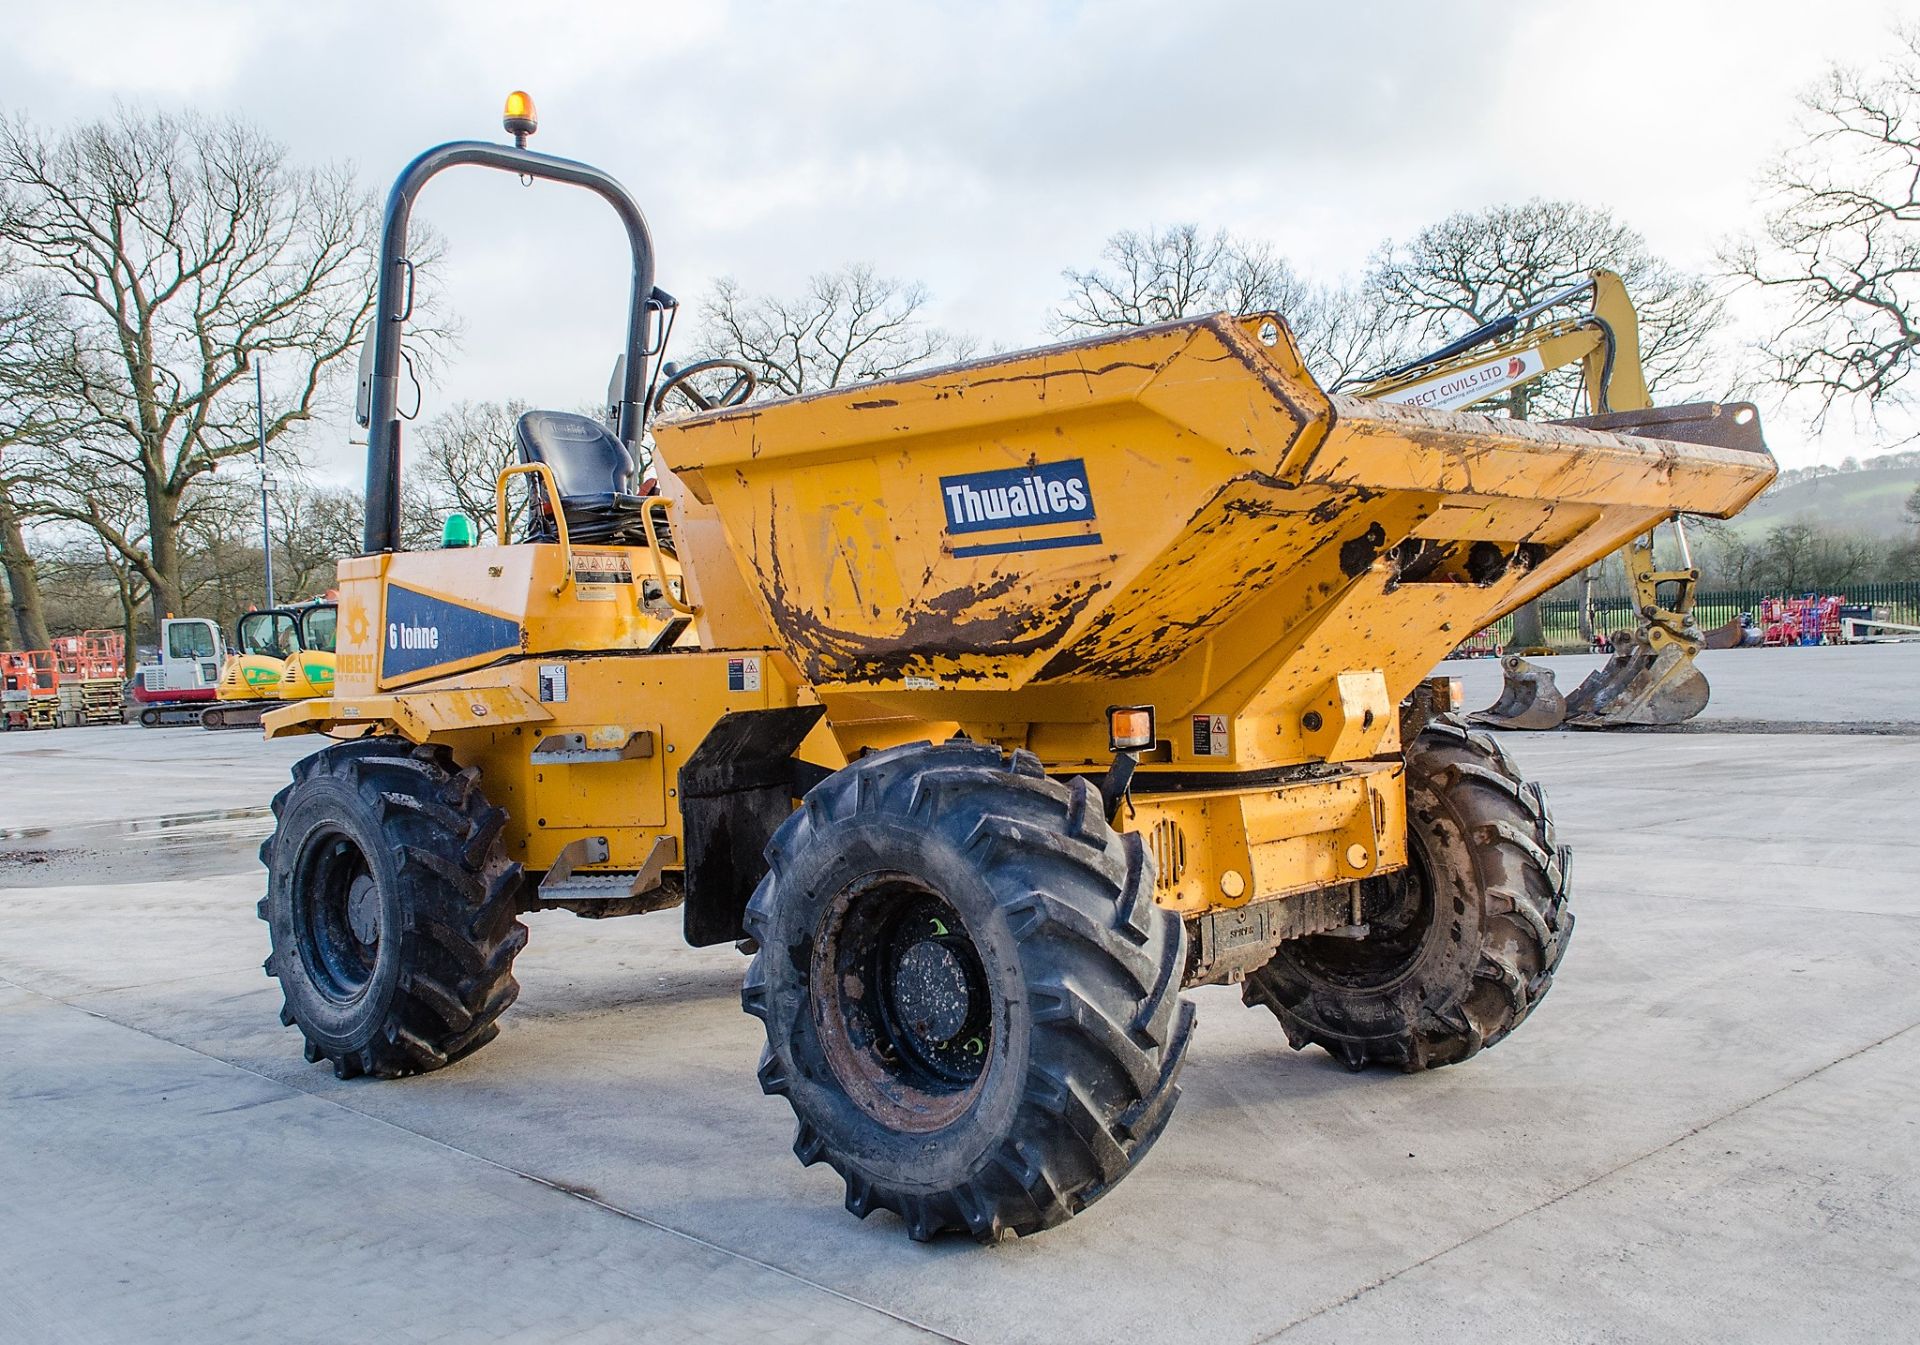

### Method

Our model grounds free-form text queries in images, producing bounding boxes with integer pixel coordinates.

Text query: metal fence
[1482,580,1920,646]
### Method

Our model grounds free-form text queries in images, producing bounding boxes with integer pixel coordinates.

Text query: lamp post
[255,357,275,608]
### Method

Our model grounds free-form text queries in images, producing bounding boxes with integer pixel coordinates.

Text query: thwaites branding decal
[571,548,635,602]
[1192,713,1229,758]
[381,584,523,678]
[727,655,762,692]
[1377,349,1546,412]
[938,458,1102,558]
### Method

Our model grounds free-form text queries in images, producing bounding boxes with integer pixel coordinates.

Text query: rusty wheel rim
[812,872,993,1133]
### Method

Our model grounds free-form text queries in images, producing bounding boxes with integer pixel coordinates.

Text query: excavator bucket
[1468,654,1569,731]
[1703,616,1749,649]
[1562,631,1710,727]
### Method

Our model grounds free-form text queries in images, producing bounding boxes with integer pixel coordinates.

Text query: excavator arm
[1351,269,1650,416]
[1346,270,1766,729]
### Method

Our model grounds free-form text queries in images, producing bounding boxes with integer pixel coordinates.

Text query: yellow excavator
[1344,271,1760,728]
[204,599,338,730]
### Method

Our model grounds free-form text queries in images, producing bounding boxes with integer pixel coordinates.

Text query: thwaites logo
[938,458,1102,559]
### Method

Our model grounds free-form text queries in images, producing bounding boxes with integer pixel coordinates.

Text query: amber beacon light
[1107,705,1156,753]
[502,90,538,146]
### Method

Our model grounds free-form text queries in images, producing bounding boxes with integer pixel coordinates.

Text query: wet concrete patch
[0,807,273,888]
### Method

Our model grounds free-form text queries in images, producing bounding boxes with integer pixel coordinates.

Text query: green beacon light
[441,512,476,548]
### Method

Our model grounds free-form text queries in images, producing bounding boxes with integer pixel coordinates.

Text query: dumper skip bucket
[655,315,1773,733]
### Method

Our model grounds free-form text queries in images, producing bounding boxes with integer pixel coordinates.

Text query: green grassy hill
[1724,463,1920,540]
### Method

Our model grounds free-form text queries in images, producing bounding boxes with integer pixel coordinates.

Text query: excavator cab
[226,610,301,698]
[274,603,337,701]
[206,600,339,726]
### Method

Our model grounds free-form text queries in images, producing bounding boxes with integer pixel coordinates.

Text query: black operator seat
[513,410,657,545]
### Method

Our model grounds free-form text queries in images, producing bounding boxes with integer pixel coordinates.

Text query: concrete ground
[3,645,1917,1344]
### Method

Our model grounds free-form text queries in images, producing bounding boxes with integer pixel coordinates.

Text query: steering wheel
[652,358,759,418]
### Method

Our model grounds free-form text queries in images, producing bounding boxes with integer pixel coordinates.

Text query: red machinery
[1760,595,1844,647]
[0,651,31,729]
[52,629,126,680]
[50,629,127,726]
[0,649,59,729]
[1449,627,1503,659]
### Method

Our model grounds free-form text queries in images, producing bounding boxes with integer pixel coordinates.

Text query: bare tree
[1054,225,1309,330]
[409,399,529,543]
[1051,223,1395,386]
[1729,28,1920,430]
[694,264,971,397]
[1760,520,1892,589]
[1366,199,1727,420]
[0,107,378,627]
[174,476,280,623]
[273,482,366,599]
[273,480,439,599]
[0,483,46,648]
[1896,483,1920,576]
[0,278,78,649]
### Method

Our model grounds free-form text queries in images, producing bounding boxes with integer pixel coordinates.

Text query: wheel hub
[892,939,972,1047]
[346,873,380,945]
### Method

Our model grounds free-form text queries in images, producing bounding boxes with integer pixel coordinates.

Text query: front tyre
[1243,717,1573,1071]
[744,741,1194,1242]
[259,739,528,1079]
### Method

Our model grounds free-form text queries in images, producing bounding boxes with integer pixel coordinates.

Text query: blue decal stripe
[951,532,1105,558]
[381,584,524,679]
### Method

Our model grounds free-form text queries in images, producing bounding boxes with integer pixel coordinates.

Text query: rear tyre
[258,738,528,1079]
[1243,716,1572,1071]
[744,740,1194,1242]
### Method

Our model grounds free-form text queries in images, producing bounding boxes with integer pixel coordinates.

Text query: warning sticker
[538,663,569,703]
[572,549,636,602]
[727,655,762,693]
[1192,714,1229,757]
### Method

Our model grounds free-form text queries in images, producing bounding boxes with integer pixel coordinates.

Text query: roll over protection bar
[360,140,658,554]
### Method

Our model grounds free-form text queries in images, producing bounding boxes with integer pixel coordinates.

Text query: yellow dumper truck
[257,97,1774,1242]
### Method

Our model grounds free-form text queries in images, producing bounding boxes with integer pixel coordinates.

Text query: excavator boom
[1348,270,1768,730]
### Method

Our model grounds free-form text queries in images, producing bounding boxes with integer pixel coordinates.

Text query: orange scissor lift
[51,630,128,726]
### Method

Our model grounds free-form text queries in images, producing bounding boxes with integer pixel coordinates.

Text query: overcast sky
[6,0,1912,479]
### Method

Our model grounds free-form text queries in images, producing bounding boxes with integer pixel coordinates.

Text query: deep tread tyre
[1243,716,1573,1072]
[259,737,527,1079]
[744,741,1194,1242]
